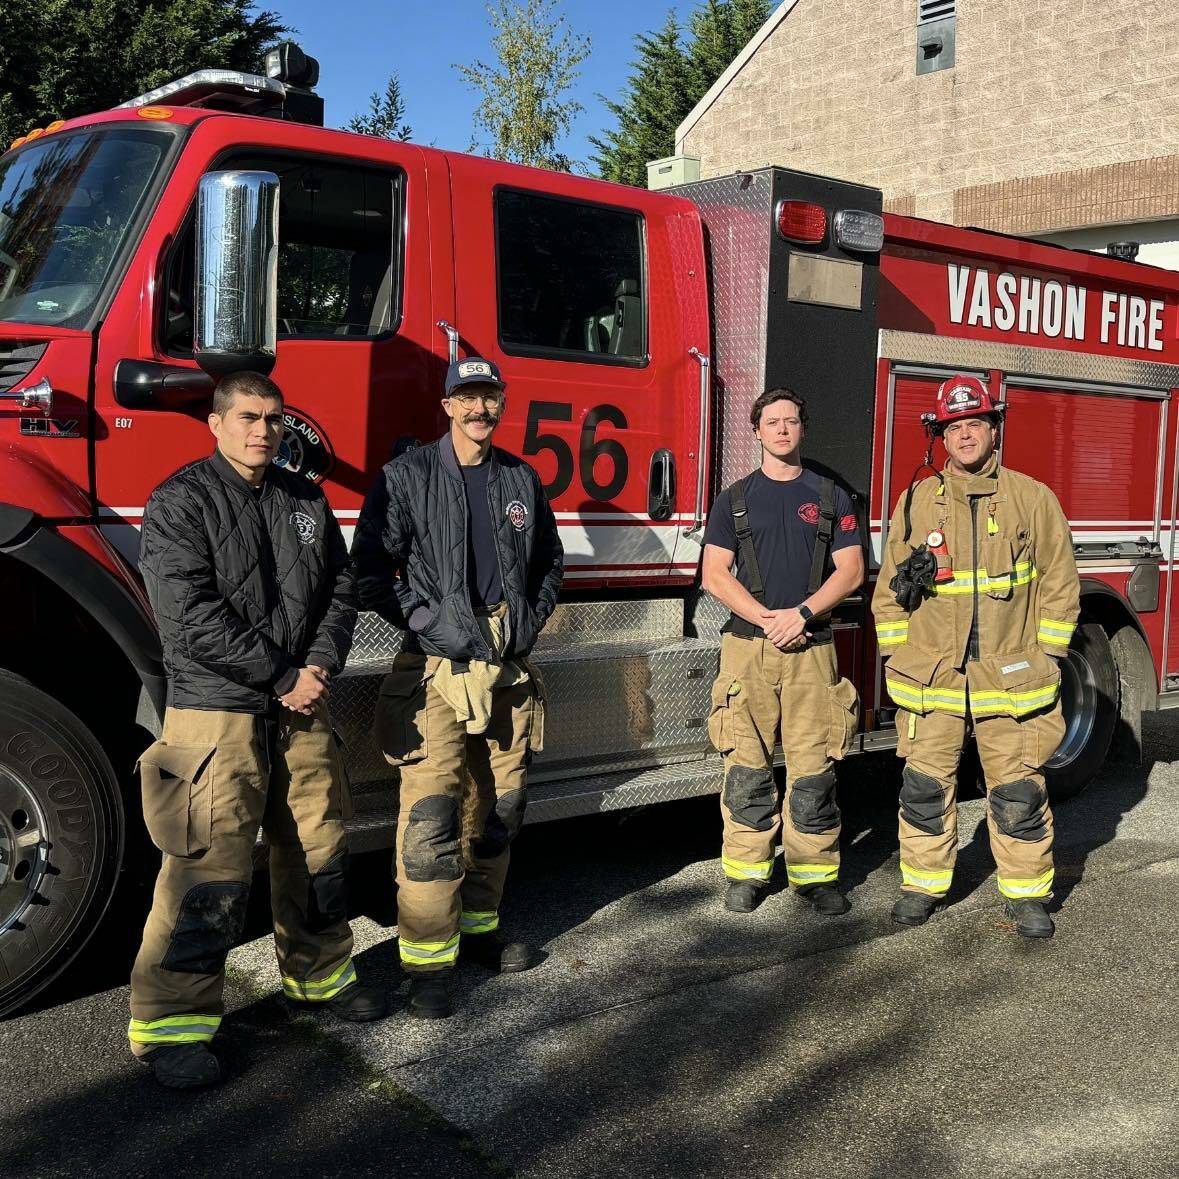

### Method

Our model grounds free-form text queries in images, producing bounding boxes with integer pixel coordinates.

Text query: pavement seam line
[223,965,515,1178]
[389,849,1179,1071]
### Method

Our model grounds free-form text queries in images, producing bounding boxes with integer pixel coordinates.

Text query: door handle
[683,347,710,537]
[437,320,460,363]
[648,448,676,521]
[114,360,215,409]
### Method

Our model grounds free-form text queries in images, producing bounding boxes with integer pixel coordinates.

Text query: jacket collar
[210,446,274,499]
[438,432,500,483]
[940,454,1000,499]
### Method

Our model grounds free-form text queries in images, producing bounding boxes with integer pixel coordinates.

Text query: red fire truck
[2,52,1176,1014]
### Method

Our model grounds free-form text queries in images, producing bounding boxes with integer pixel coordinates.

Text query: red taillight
[776,200,827,244]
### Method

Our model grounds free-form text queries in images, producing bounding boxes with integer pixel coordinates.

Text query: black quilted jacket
[139,448,357,713]
[352,434,563,661]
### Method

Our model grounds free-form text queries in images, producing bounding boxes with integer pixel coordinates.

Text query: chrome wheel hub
[0,766,50,933]
[1047,649,1098,770]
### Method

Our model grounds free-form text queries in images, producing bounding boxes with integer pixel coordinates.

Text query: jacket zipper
[460,469,491,661]
[255,495,291,652]
[968,497,980,663]
[487,476,511,654]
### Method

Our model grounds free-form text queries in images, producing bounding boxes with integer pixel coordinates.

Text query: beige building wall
[677,0,1179,234]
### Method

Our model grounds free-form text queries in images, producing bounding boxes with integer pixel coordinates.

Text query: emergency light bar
[117,70,285,112]
[834,209,885,253]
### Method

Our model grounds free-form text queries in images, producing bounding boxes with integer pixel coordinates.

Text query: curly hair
[750,388,808,430]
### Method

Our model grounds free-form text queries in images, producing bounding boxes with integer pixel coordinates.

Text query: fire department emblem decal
[291,511,317,545]
[506,500,528,531]
[274,407,336,484]
[944,383,982,412]
[798,503,820,525]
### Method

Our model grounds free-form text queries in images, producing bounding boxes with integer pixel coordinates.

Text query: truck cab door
[92,119,449,558]
[446,154,709,587]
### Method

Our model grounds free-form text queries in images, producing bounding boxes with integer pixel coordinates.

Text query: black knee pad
[471,788,526,859]
[307,851,350,933]
[788,770,840,834]
[723,763,777,831]
[162,881,250,974]
[990,779,1049,841]
[402,795,463,882]
[900,767,947,835]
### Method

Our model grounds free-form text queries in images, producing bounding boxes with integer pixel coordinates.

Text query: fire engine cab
[2,49,1176,1015]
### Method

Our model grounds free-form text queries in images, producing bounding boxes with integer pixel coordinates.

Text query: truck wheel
[0,669,124,1017]
[1044,622,1118,801]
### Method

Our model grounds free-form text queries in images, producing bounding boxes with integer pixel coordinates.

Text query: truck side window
[495,188,646,364]
[162,154,403,354]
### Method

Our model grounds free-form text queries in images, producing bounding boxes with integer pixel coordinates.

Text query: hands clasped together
[279,665,332,715]
[759,607,809,651]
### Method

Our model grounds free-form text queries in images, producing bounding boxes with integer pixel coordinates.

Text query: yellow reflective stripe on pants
[876,620,909,648]
[998,869,1054,898]
[282,957,357,1002]
[787,863,838,886]
[128,1013,222,1046]
[460,910,500,934]
[722,855,773,882]
[969,682,1060,718]
[900,861,952,895]
[885,678,968,717]
[1037,618,1076,647]
[399,933,460,966]
[931,562,1037,595]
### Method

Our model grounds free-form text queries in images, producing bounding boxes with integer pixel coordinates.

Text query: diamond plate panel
[881,329,1179,392]
[672,170,773,491]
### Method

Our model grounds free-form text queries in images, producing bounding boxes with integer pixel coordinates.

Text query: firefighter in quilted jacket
[872,375,1080,938]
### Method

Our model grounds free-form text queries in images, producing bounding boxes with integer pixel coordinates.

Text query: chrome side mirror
[194,170,279,376]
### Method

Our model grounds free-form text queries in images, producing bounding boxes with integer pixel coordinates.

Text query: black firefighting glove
[889,544,938,611]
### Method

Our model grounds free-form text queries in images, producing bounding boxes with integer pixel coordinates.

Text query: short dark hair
[750,388,808,430]
[213,371,284,417]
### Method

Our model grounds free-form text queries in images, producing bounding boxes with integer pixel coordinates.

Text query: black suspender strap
[807,476,836,595]
[730,473,765,603]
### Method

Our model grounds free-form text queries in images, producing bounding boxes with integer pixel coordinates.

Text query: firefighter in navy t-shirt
[702,389,864,915]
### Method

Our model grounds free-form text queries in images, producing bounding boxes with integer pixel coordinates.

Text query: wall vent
[917,0,956,74]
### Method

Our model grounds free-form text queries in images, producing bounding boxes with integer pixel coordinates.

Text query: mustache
[463,413,500,426]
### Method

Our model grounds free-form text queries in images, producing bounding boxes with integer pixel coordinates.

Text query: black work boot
[892,891,943,927]
[1005,898,1055,939]
[327,983,389,1022]
[408,970,454,1020]
[144,1043,221,1091]
[797,883,851,916]
[724,881,764,913]
[462,930,536,974]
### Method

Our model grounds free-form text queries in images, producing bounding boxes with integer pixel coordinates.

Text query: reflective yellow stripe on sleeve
[722,856,773,882]
[998,869,1054,899]
[884,678,968,717]
[875,620,909,648]
[1037,618,1076,648]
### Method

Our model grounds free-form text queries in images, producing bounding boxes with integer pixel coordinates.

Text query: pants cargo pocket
[330,729,355,820]
[1020,705,1067,772]
[137,742,216,857]
[374,661,431,767]
[523,661,547,755]
[825,678,859,760]
[707,679,742,755]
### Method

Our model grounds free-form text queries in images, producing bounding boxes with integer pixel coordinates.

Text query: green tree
[590,13,693,188]
[456,0,591,172]
[0,0,286,149]
[593,0,770,188]
[347,74,412,141]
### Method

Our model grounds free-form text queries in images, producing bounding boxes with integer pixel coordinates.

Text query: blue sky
[278,0,705,169]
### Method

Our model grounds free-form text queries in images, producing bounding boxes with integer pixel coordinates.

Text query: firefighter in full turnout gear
[703,389,864,916]
[131,371,388,1092]
[353,357,563,1020]
[873,375,1080,938]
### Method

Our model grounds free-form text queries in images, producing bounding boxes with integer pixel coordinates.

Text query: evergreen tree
[0,0,286,148]
[348,74,412,141]
[593,0,771,188]
[456,0,591,172]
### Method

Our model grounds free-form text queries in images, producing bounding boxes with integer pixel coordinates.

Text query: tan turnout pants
[708,633,859,889]
[375,652,545,973]
[896,664,1063,901]
[128,704,354,1056]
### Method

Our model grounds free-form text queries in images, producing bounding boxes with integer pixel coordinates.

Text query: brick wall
[680,0,1179,232]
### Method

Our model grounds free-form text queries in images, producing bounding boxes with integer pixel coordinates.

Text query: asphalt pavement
[2,714,1177,1179]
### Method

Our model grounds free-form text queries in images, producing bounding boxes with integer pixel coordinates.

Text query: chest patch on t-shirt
[797,502,820,525]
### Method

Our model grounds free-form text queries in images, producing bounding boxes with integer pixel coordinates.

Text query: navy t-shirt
[703,468,861,610]
[460,460,504,609]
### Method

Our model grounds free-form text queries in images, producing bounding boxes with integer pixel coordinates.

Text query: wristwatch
[798,604,814,628]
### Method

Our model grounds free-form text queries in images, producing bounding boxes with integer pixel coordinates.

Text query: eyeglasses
[448,391,505,408]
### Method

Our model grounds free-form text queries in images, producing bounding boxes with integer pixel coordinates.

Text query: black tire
[1044,621,1118,801]
[0,669,124,1018]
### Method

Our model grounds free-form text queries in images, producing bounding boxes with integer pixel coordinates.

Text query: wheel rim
[1046,648,1098,770]
[0,766,51,934]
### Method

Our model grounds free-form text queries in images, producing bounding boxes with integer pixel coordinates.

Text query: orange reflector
[45,120,65,133]
[137,107,174,120]
[24,128,44,141]
[9,136,27,150]
[776,200,827,245]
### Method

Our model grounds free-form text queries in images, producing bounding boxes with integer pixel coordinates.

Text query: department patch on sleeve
[840,513,857,533]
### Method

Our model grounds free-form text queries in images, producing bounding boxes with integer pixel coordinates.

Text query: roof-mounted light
[776,200,827,245]
[265,42,320,88]
[834,209,885,253]
[116,70,285,112]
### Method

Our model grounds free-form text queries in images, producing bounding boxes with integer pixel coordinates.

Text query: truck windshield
[0,127,170,329]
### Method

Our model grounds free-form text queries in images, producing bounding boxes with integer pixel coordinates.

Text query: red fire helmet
[921,375,1007,434]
